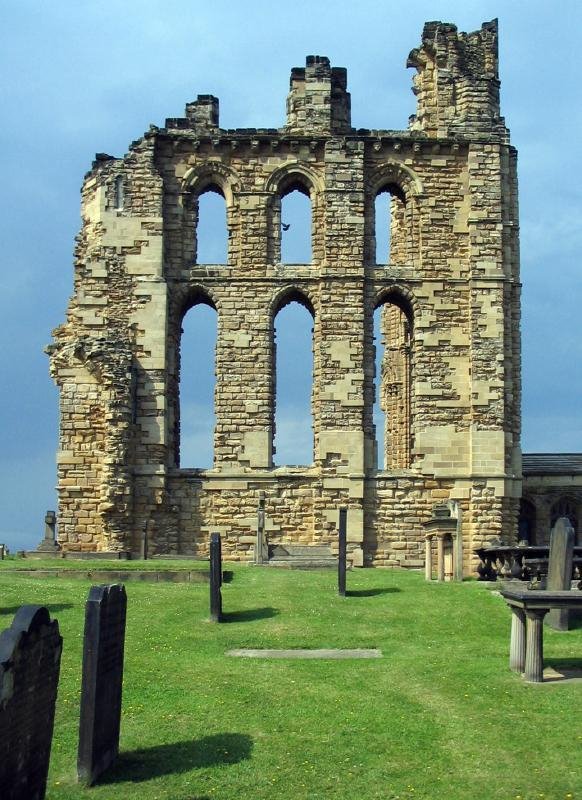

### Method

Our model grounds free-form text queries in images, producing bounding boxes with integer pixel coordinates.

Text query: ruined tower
[48,20,521,572]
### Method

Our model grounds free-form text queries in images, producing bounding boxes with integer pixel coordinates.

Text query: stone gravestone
[36,510,60,554]
[209,533,223,622]
[77,584,127,785]
[254,491,268,565]
[0,605,63,800]
[546,517,575,631]
[338,507,347,597]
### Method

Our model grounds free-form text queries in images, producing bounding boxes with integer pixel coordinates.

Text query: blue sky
[1,1,581,551]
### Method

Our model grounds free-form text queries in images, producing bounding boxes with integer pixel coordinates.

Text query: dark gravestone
[0,605,63,800]
[338,507,347,597]
[546,517,575,631]
[210,533,223,622]
[78,584,127,785]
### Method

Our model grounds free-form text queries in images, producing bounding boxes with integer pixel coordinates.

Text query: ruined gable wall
[50,21,521,573]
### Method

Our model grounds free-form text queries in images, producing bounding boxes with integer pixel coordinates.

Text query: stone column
[509,606,526,673]
[524,608,549,683]
[436,535,445,582]
[425,536,433,581]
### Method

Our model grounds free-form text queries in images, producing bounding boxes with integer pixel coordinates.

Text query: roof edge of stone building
[522,454,582,475]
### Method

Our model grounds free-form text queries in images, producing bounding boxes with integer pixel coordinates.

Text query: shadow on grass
[345,588,401,598]
[546,657,582,670]
[0,603,74,616]
[222,607,278,623]
[98,733,253,784]
[566,610,582,630]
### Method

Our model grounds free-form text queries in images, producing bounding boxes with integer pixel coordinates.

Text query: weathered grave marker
[0,605,63,800]
[141,520,149,560]
[36,510,60,554]
[77,584,127,785]
[546,517,575,631]
[338,507,347,597]
[254,491,268,564]
[210,533,223,622]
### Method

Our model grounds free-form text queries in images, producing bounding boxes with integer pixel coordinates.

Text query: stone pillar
[509,606,526,673]
[425,536,433,580]
[524,609,549,683]
[436,535,445,582]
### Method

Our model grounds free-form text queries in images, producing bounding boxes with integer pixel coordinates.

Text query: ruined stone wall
[49,19,522,573]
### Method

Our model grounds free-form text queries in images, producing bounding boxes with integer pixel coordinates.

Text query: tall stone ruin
[48,20,521,572]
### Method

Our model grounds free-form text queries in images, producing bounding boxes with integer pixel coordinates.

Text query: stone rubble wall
[49,20,522,573]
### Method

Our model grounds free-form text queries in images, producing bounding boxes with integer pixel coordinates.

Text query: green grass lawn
[1,565,581,800]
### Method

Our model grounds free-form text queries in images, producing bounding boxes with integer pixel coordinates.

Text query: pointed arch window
[373,294,413,470]
[281,187,312,263]
[272,291,314,466]
[267,174,314,264]
[374,183,407,265]
[177,296,217,468]
[196,187,228,264]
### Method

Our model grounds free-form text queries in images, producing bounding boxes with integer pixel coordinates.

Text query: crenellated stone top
[285,55,351,134]
[407,19,506,139]
[159,24,507,143]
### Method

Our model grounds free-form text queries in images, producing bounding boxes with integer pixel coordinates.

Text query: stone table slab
[226,648,382,659]
[500,589,582,682]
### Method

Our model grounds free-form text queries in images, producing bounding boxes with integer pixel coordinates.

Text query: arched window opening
[179,300,217,468]
[374,184,407,265]
[518,498,536,544]
[550,497,578,533]
[373,297,412,470]
[273,297,314,466]
[281,187,311,264]
[114,175,124,210]
[197,188,228,264]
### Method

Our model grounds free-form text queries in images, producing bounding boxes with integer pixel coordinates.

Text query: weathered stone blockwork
[49,20,521,573]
